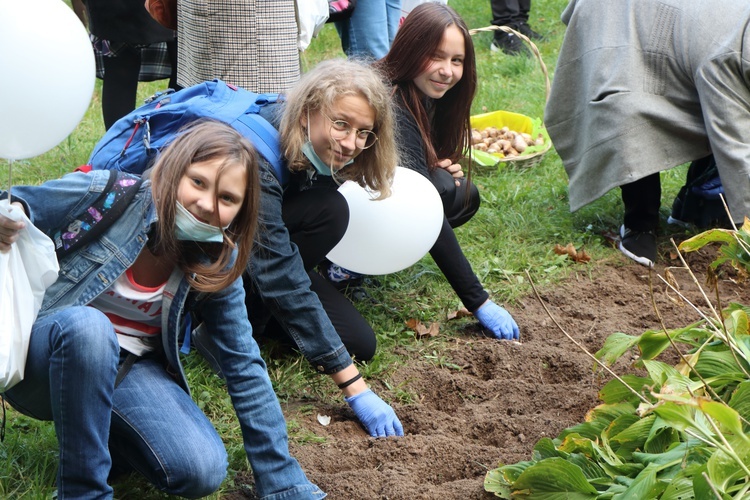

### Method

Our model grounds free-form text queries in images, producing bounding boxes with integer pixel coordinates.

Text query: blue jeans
[5,307,120,499]
[335,0,401,59]
[6,306,325,499]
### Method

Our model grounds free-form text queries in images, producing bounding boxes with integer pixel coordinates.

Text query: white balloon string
[7,159,12,202]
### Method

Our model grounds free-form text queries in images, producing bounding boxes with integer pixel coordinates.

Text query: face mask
[174,201,225,243]
[302,140,333,176]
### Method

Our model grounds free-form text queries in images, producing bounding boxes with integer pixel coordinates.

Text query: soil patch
[248,248,750,499]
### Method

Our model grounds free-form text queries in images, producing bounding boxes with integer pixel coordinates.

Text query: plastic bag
[0,200,59,391]
[296,0,329,51]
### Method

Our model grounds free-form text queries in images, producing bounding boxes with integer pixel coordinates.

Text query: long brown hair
[280,58,397,199]
[374,2,476,168]
[149,119,260,293]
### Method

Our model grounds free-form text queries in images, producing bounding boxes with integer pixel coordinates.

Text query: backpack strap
[54,171,143,257]
[235,92,289,186]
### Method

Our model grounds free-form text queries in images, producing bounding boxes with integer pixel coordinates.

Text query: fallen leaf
[553,242,591,263]
[446,308,472,320]
[405,318,440,338]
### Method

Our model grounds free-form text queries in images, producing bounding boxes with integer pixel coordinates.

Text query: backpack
[53,169,143,258]
[669,155,732,229]
[88,79,288,185]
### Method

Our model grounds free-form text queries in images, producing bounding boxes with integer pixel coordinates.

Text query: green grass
[1,0,694,497]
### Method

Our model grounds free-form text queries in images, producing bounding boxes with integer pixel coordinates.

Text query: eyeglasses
[322,113,379,149]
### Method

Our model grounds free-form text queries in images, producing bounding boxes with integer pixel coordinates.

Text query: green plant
[485,226,750,499]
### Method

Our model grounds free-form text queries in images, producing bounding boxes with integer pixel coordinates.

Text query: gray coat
[545,0,750,221]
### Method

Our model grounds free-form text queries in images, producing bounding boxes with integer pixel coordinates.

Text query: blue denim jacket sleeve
[246,161,352,375]
[195,279,324,499]
[3,170,114,233]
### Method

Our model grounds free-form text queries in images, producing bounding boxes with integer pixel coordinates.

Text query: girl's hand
[474,299,520,341]
[345,389,404,438]
[435,158,464,186]
[0,202,26,253]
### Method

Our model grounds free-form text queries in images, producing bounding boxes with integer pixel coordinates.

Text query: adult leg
[101,45,141,130]
[166,39,181,91]
[385,0,401,44]
[619,173,661,266]
[109,358,228,498]
[490,0,520,27]
[621,173,661,232]
[429,168,481,229]
[282,188,349,270]
[490,0,528,55]
[335,0,390,60]
[5,307,120,499]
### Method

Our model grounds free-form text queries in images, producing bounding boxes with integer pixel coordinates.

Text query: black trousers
[428,169,489,312]
[490,0,531,28]
[101,40,178,130]
[264,187,377,361]
[620,172,661,232]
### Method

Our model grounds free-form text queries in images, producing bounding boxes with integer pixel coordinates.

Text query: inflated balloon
[0,0,95,160]
[327,166,443,275]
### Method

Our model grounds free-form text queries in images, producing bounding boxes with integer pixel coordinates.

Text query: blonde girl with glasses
[243,58,404,438]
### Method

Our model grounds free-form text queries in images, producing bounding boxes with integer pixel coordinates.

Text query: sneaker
[516,22,545,41]
[490,32,529,56]
[618,225,657,267]
[327,263,362,283]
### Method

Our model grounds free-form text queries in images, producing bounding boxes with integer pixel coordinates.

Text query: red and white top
[91,268,165,356]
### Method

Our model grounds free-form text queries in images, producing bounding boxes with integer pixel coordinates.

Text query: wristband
[337,373,362,389]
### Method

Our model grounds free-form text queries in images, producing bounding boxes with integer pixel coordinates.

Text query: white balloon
[0,0,95,160]
[327,166,444,275]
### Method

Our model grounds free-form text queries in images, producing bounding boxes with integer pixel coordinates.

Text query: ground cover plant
[3,0,748,498]
[485,222,750,498]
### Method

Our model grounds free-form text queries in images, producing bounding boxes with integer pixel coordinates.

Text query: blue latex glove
[474,300,520,340]
[345,389,404,438]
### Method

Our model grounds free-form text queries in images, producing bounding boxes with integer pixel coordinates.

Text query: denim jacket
[5,170,324,499]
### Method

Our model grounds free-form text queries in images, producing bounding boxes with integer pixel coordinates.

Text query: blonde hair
[280,59,397,199]
[149,119,260,293]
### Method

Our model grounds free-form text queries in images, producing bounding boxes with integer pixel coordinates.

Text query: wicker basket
[468,25,551,169]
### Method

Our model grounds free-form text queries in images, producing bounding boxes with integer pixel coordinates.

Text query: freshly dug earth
[247,247,750,499]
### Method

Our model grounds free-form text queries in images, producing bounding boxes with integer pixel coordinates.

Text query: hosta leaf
[678,229,737,253]
[607,413,646,441]
[485,468,512,498]
[533,437,568,461]
[595,332,641,366]
[726,309,749,337]
[643,418,679,454]
[642,360,683,387]
[693,351,746,381]
[500,460,536,483]
[706,435,750,493]
[558,434,598,457]
[561,403,637,442]
[567,453,607,481]
[652,402,715,442]
[637,330,673,360]
[609,414,653,458]
[698,401,750,443]
[660,476,695,500]
[691,464,732,500]
[728,381,750,427]
[632,439,702,467]
[612,463,666,499]
[600,462,644,478]
[511,457,599,498]
[599,376,653,405]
